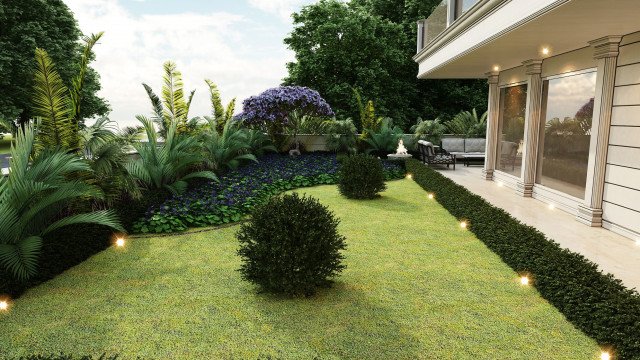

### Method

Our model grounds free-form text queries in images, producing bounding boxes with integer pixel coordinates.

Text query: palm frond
[70,32,104,122]
[32,48,76,150]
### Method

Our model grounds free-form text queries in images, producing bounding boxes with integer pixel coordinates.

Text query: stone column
[577,36,622,226]
[482,71,500,180]
[516,59,543,197]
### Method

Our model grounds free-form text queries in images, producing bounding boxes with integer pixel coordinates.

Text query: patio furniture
[463,154,485,167]
[418,140,456,169]
[441,138,486,160]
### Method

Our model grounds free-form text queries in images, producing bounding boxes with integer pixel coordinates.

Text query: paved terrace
[435,166,640,291]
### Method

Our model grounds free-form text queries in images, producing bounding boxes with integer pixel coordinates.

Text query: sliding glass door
[496,84,527,177]
[536,70,597,199]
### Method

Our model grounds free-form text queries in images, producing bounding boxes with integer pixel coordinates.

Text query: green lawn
[0,133,12,154]
[0,180,600,359]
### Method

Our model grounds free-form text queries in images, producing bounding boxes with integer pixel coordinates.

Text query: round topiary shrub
[338,154,387,199]
[236,193,347,296]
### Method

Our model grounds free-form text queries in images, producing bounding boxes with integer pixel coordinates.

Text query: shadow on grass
[251,280,422,359]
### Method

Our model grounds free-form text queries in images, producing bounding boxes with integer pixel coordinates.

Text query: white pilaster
[516,59,543,197]
[482,71,500,180]
[577,36,622,227]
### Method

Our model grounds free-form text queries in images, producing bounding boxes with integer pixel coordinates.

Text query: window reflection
[536,71,597,199]
[496,84,527,177]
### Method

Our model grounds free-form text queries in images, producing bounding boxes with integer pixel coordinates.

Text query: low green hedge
[14,355,118,360]
[406,159,640,359]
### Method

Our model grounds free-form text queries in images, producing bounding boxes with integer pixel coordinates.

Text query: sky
[63,0,318,128]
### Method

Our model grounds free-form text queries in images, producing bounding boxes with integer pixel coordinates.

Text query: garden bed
[134,153,405,233]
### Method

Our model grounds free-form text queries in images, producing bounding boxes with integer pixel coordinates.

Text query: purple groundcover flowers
[133,153,404,233]
[238,86,334,125]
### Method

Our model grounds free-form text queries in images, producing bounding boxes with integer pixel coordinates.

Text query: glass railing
[416,0,481,53]
[417,0,448,52]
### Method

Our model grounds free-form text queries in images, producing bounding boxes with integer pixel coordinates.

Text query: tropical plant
[412,117,446,144]
[0,123,123,281]
[243,128,277,157]
[31,33,104,151]
[447,109,488,138]
[363,118,403,157]
[240,86,334,150]
[126,116,217,195]
[324,119,357,154]
[353,88,382,139]
[237,192,347,296]
[201,119,258,172]
[78,117,141,206]
[204,79,236,135]
[142,61,197,137]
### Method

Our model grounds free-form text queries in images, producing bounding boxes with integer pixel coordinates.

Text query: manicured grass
[0,133,12,154]
[0,180,600,359]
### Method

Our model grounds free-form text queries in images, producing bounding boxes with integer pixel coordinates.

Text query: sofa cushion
[465,138,486,153]
[442,138,465,153]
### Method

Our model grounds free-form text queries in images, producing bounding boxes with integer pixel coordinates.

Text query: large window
[496,84,527,177]
[536,71,597,199]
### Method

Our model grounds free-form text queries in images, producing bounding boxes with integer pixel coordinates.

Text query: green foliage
[0,123,123,282]
[201,119,258,172]
[142,61,197,137]
[405,159,640,360]
[325,119,357,154]
[204,79,236,135]
[244,129,278,157]
[126,116,217,195]
[363,118,403,156]
[446,109,487,138]
[0,0,109,124]
[31,33,106,151]
[411,117,446,144]
[338,154,387,199]
[284,0,488,130]
[237,193,347,295]
[78,117,141,206]
[31,48,77,150]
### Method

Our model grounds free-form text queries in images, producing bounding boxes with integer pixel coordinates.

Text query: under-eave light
[493,65,500,72]
[548,203,555,210]
[542,47,550,56]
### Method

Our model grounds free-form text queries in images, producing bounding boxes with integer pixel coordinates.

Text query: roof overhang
[414,0,640,79]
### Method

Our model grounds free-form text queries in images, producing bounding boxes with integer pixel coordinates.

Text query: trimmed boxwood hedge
[406,159,640,360]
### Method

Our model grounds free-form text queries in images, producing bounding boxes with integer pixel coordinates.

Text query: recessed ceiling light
[542,47,550,55]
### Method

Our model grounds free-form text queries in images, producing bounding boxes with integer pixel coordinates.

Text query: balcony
[414,0,640,79]
[416,0,481,53]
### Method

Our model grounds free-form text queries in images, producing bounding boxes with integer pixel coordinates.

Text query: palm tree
[201,118,259,172]
[411,117,446,144]
[78,117,141,206]
[126,116,217,195]
[0,123,123,281]
[364,118,404,156]
[447,108,488,138]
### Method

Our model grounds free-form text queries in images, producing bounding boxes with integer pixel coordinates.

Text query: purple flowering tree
[239,86,334,151]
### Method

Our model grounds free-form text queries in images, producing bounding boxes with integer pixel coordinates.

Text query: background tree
[284,0,488,131]
[0,0,109,125]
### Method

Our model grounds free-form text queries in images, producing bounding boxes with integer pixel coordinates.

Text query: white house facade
[415,0,640,240]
